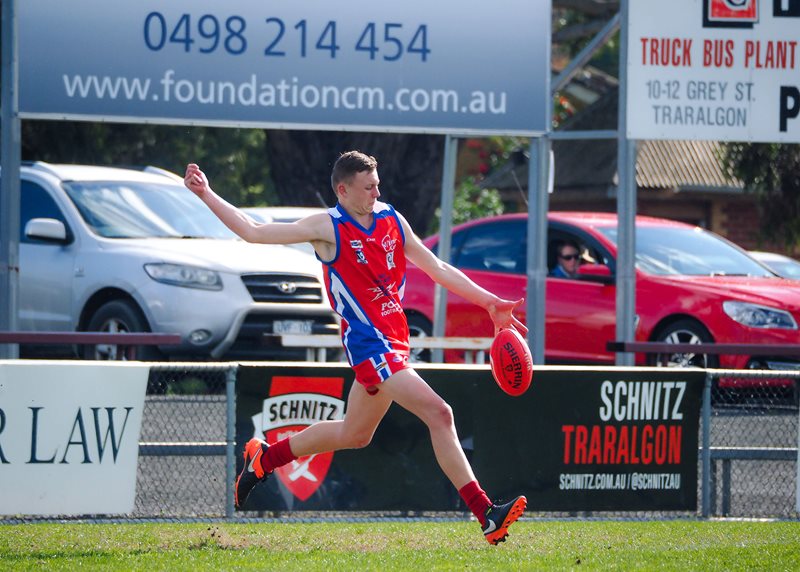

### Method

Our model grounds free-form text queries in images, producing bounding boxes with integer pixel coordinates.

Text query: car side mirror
[576,263,614,285]
[25,218,68,243]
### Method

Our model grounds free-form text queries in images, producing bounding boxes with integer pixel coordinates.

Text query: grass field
[1,520,799,570]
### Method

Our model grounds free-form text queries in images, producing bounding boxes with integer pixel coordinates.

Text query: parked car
[7,162,339,361]
[402,212,800,376]
[243,206,327,256]
[749,251,800,280]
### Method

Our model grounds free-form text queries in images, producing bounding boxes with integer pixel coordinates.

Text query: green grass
[1,520,799,570]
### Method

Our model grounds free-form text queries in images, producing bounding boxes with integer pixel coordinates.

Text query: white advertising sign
[0,361,148,516]
[19,0,551,136]
[627,0,800,142]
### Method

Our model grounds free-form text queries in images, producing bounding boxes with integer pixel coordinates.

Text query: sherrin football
[489,328,533,397]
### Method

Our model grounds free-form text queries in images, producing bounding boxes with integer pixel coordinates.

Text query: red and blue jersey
[320,202,409,366]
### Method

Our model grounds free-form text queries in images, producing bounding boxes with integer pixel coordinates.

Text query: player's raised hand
[184,164,210,197]
[488,297,527,336]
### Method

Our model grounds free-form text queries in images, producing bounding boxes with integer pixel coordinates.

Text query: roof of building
[481,87,743,194]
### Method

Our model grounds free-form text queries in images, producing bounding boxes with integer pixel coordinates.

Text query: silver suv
[10,162,338,360]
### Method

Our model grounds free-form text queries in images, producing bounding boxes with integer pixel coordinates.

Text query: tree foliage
[265,130,444,233]
[723,143,800,250]
[21,121,273,206]
[428,178,504,235]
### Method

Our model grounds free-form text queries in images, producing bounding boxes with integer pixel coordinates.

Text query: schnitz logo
[251,376,345,501]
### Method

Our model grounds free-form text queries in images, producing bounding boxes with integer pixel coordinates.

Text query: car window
[429,228,466,260]
[547,229,611,274]
[64,181,238,239]
[20,180,71,243]
[599,225,773,277]
[454,220,526,274]
[769,258,800,279]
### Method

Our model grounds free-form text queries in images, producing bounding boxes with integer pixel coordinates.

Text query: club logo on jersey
[348,240,368,264]
[252,376,345,501]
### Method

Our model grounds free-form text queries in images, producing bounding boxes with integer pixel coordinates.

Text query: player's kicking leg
[381,368,527,544]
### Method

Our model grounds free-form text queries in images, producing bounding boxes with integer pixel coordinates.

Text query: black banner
[236,364,704,512]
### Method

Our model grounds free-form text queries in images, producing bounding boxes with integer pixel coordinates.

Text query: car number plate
[273,320,314,335]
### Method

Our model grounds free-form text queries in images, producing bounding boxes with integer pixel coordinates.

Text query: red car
[403,212,800,373]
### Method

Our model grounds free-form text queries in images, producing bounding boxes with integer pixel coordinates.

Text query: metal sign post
[1,0,21,359]
[431,135,458,362]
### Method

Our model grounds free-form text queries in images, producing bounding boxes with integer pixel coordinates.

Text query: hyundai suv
[7,162,338,360]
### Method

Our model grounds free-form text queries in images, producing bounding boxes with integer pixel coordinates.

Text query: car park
[402,212,800,376]
[749,251,800,280]
[7,162,339,361]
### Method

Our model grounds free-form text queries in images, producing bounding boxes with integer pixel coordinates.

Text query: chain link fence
[702,369,799,518]
[135,364,234,518]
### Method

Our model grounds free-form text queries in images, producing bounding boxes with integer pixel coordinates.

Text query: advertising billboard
[19,0,550,136]
[627,0,800,142]
[236,364,704,512]
[0,361,148,516]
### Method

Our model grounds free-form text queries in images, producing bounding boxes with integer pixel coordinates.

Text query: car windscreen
[598,225,773,277]
[64,181,238,239]
[755,255,800,279]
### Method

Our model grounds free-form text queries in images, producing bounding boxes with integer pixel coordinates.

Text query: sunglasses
[559,253,579,261]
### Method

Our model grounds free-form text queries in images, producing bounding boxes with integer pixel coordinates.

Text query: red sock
[260,438,297,473]
[459,481,492,526]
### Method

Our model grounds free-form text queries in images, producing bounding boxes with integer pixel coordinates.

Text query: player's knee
[344,430,373,449]
[428,400,454,430]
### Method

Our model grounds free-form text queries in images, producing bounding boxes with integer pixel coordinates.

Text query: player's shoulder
[374,202,407,223]
[373,201,393,215]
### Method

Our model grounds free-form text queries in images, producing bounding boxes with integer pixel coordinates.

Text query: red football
[489,328,533,396]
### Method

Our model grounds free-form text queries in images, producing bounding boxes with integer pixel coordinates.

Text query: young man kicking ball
[184,151,527,544]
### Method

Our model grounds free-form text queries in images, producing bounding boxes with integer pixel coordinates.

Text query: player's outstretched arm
[399,213,527,335]
[184,163,329,247]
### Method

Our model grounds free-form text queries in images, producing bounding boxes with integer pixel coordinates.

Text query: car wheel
[83,299,163,361]
[406,313,433,363]
[650,318,719,369]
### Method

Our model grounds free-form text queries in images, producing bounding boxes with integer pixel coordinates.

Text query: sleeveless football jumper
[320,202,410,390]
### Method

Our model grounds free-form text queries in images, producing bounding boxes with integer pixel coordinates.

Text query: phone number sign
[19,0,550,136]
[627,0,800,142]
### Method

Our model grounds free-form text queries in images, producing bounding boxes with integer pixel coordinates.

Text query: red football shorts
[353,351,410,395]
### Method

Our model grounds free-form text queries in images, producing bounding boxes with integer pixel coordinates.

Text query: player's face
[341,169,380,216]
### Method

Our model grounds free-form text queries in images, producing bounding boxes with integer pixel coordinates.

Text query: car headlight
[722,301,797,329]
[144,263,222,291]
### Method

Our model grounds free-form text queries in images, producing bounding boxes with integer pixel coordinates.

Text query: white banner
[0,361,148,516]
[627,0,800,142]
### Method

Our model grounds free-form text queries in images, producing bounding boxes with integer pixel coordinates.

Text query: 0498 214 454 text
[143,12,431,62]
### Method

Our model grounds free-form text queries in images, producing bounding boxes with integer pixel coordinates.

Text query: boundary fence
[138,364,798,519]
[1,363,797,520]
